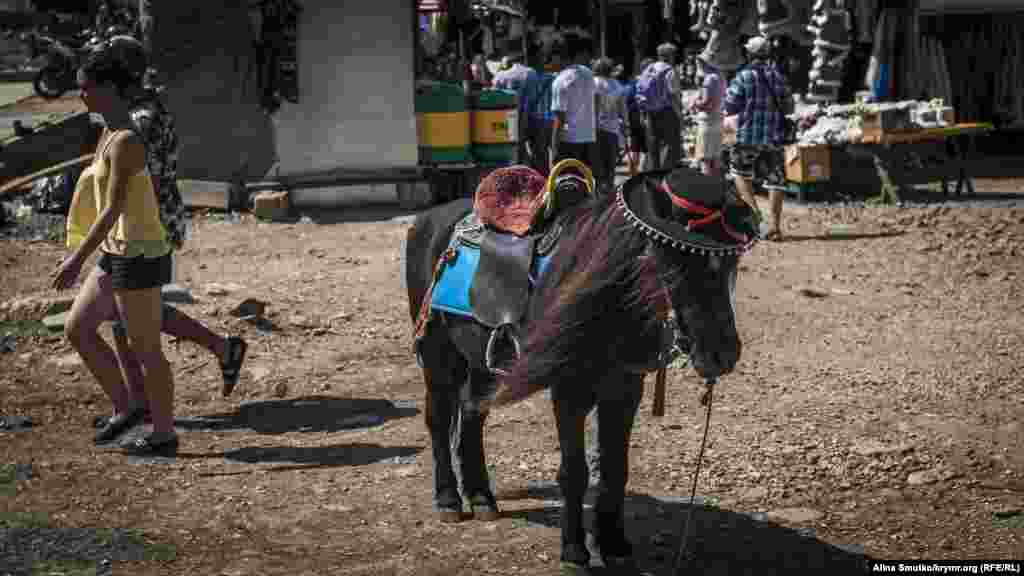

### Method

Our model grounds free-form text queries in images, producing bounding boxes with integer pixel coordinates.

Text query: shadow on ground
[498,483,868,575]
[780,231,906,243]
[174,396,420,435]
[215,443,421,473]
[295,204,424,225]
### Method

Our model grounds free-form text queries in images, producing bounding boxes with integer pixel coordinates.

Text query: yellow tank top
[66,129,169,258]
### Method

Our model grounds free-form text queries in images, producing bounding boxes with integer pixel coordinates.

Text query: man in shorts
[723,36,794,240]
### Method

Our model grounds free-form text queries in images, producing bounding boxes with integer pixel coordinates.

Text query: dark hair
[79,52,143,99]
[562,34,591,61]
[592,57,614,77]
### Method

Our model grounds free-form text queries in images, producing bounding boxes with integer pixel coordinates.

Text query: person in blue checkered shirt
[723,36,794,241]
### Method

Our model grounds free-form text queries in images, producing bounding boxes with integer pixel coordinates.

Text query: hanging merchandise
[803,0,852,103]
[690,0,709,33]
[759,0,814,45]
[758,0,791,34]
[277,0,300,104]
[696,0,750,72]
[253,0,302,113]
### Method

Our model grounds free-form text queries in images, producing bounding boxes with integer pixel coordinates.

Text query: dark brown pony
[407,169,752,574]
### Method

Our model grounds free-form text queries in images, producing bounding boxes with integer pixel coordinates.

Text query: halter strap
[659,180,749,244]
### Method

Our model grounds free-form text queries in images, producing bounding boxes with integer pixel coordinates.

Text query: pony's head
[618,167,758,379]
[489,167,757,408]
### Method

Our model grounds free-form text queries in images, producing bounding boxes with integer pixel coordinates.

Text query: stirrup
[485,323,521,376]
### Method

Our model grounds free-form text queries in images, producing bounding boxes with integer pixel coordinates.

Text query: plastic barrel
[470,89,518,164]
[415,82,471,164]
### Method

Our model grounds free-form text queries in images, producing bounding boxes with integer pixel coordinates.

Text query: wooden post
[652,365,667,417]
[137,0,154,54]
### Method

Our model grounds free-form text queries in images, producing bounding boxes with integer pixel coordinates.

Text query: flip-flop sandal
[94,408,144,445]
[121,433,179,457]
[220,336,248,397]
[764,229,784,242]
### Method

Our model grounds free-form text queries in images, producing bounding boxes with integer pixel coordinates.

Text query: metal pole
[599,0,608,57]
[522,4,528,62]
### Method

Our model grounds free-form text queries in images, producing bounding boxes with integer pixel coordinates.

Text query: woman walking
[689,53,725,178]
[56,41,177,456]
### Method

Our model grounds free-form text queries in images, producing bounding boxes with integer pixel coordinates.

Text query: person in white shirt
[550,36,597,170]
[592,57,627,195]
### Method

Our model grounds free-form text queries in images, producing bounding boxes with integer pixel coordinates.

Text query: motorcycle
[22,28,105,100]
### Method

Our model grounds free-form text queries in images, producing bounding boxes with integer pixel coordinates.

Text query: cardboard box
[785,145,832,183]
[859,107,915,143]
[253,190,291,221]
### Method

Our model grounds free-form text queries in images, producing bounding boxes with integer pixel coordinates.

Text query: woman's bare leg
[112,304,227,402]
[64,267,136,414]
[114,286,174,435]
[161,305,226,359]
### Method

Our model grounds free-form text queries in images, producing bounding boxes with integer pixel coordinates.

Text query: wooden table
[845,123,994,203]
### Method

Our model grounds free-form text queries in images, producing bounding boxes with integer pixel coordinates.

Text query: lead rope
[672,377,716,574]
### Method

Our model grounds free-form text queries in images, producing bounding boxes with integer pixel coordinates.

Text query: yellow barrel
[471,89,518,164]
[415,82,471,164]
[417,112,471,148]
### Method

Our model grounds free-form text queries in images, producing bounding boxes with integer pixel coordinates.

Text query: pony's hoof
[437,507,463,523]
[559,561,592,576]
[471,503,500,522]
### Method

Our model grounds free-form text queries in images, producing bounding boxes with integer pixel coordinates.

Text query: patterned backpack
[635,61,674,113]
[130,90,188,250]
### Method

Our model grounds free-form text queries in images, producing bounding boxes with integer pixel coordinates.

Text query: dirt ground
[2,180,1024,574]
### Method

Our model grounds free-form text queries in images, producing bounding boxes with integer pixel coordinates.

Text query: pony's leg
[420,329,467,522]
[458,368,498,520]
[554,397,591,570]
[592,373,645,560]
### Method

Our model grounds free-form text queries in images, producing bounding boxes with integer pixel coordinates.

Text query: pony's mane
[492,194,669,406]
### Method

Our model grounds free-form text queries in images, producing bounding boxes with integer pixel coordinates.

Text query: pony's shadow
[174,396,419,435]
[781,230,906,243]
[499,483,869,575]
[171,443,422,475]
[217,443,421,473]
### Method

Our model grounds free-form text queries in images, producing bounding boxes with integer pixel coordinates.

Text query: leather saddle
[428,163,593,374]
[464,212,563,374]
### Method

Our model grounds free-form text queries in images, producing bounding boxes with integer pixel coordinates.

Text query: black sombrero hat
[616,167,759,256]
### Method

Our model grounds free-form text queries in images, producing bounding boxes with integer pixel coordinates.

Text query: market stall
[783,99,994,203]
[413,0,524,203]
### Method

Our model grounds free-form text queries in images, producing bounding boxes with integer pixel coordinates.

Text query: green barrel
[470,89,518,164]
[415,82,471,164]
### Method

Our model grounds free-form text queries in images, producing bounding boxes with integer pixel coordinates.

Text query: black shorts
[97,251,172,291]
[554,141,597,170]
[728,144,786,190]
[628,110,646,153]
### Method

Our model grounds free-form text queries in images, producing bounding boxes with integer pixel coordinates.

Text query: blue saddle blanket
[430,239,553,318]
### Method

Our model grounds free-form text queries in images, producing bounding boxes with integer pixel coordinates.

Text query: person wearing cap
[639,43,683,171]
[550,35,597,171]
[723,35,793,241]
[492,48,546,172]
[689,52,725,178]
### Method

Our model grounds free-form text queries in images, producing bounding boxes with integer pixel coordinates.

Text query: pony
[405,165,757,573]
